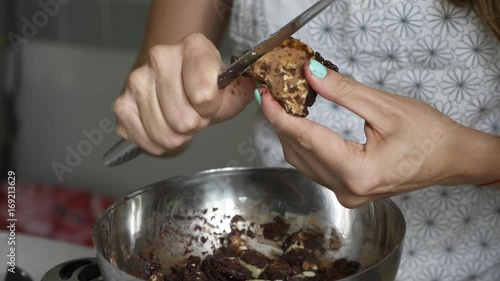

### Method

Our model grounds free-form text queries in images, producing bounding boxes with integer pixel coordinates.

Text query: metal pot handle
[41,258,102,281]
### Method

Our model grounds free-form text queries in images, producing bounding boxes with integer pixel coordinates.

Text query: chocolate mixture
[148,215,361,281]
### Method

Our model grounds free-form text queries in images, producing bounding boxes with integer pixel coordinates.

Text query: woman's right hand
[113,33,256,156]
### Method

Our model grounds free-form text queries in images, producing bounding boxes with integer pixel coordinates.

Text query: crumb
[261,216,290,241]
[145,214,359,280]
[330,228,342,251]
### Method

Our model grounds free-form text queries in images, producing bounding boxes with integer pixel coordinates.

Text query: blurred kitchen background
[0,0,258,245]
[0,0,259,245]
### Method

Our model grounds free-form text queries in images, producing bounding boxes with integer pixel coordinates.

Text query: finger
[304,59,401,129]
[149,45,210,135]
[260,87,374,194]
[259,87,287,134]
[284,136,405,207]
[278,135,340,188]
[279,139,327,184]
[281,137,378,208]
[212,77,256,123]
[265,103,383,197]
[279,120,412,206]
[181,34,223,118]
[259,87,400,204]
[113,95,166,155]
[260,89,356,160]
[136,77,194,150]
[279,133,360,198]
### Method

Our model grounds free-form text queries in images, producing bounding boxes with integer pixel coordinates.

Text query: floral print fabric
[228,0,500,280]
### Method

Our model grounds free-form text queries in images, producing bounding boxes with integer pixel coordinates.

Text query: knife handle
[103,139,143,167]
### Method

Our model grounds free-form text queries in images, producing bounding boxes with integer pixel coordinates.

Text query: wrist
[476,178,500,187]
[445,126,500,186]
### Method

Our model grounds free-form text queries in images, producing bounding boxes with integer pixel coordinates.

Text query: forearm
[448,126,500,188]
[134,0,232,68]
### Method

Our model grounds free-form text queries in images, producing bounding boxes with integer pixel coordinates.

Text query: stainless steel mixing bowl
[92,167,406,281]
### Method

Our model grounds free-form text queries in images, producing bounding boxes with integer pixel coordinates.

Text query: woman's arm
[454,128,500,188]
[113,0,256,157]
[257,59,500,207]
[134,0,233,68]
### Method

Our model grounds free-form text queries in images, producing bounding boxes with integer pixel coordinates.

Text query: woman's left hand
[258,59,500,208]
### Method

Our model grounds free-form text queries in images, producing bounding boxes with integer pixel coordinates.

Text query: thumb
[305,59,395,124]
[259,87,302,135]
[259,86,353,162]
[212,76,256,123]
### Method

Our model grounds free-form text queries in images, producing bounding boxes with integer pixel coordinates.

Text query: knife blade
[217,0,335,88]
[104,0,334,167]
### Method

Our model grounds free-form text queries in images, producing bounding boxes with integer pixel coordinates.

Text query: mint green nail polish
[254,88,262,106]
[309,59,327,79]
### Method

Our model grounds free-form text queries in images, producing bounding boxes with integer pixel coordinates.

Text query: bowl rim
[93,167,303,229]
[92,166,407,279]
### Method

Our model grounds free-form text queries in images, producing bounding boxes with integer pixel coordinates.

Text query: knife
[103,0,334,167]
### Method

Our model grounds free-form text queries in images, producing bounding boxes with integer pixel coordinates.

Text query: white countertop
[0,231,95,281]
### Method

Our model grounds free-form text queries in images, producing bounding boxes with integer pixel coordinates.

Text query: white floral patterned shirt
[228,0,500,280]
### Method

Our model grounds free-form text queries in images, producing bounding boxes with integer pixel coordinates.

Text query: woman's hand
[259,59,500,208]
[113,33,255,156]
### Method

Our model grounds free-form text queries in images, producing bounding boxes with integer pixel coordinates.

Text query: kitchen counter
[0,231,95,281]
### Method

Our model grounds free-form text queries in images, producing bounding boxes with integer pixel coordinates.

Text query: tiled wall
[16,0,151,50]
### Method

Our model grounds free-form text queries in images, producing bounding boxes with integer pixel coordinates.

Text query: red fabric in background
[0,181,114,247]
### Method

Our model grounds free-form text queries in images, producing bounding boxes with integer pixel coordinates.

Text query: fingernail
[309,59,327,79]
[254,88,262,107]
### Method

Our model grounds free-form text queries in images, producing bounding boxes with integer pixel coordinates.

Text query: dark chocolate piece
[261,215,290,241]
[262,260,293,280]
[145,214,360,281]
[239,250,268,269]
